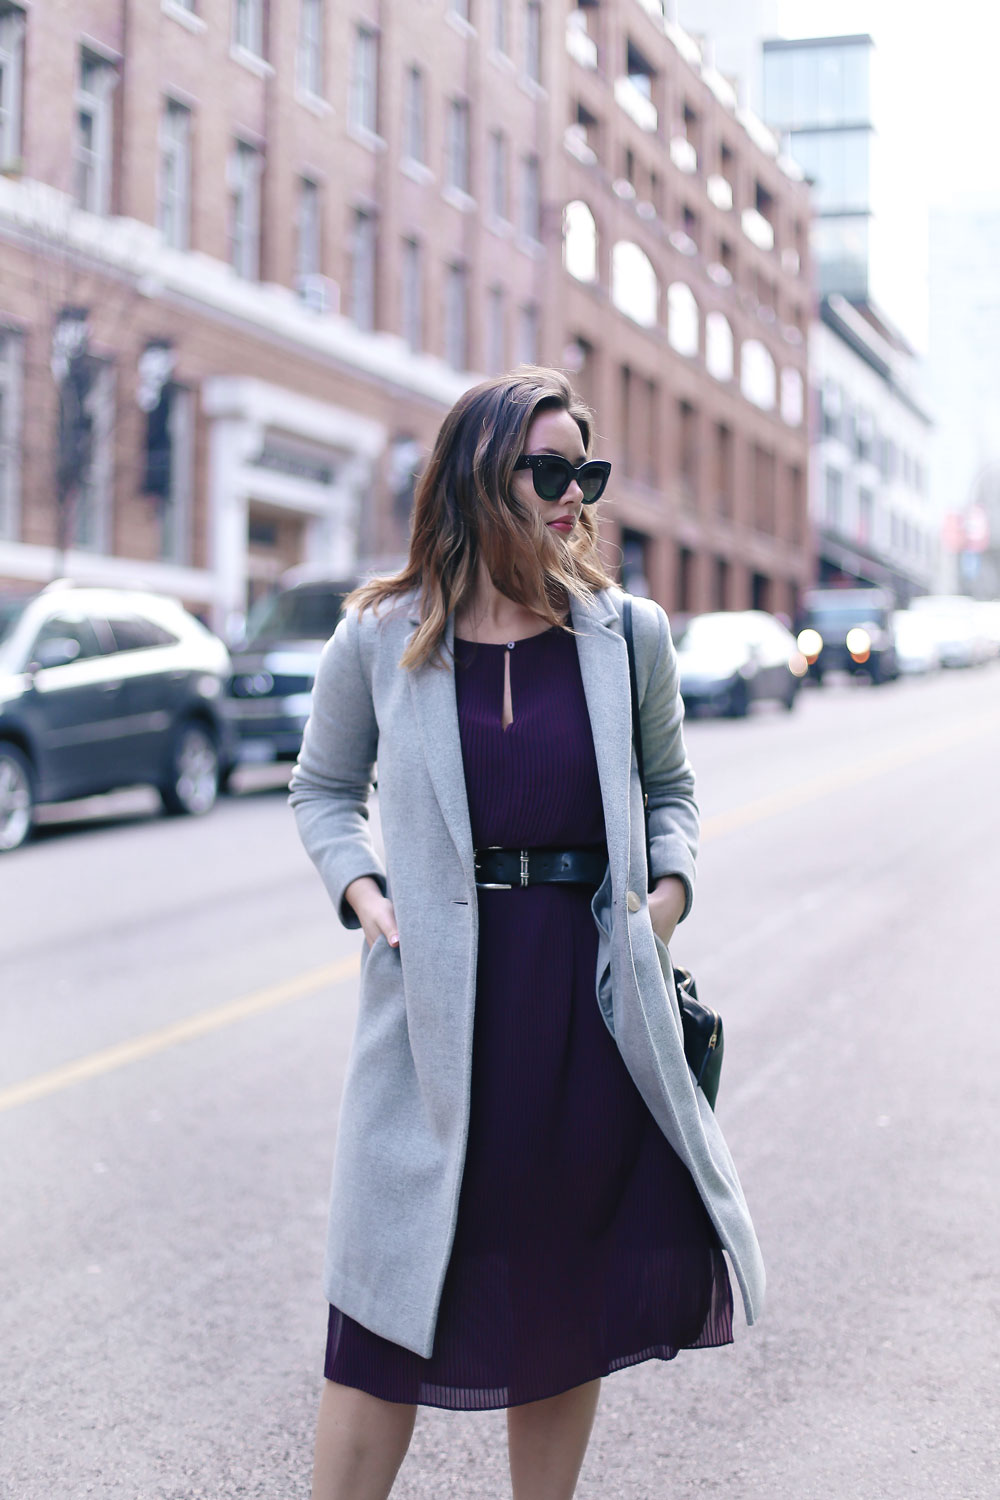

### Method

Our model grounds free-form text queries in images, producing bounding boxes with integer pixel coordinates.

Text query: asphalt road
[2,664,999,1500]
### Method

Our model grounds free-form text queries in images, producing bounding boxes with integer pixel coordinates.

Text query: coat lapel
[405,608,477,881]
[404,590,632,888]
[570,589,633,889]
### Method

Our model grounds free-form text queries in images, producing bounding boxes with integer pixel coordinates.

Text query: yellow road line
[702,714,999,841]
[4,709,997,1114]
[0,954,359,1114]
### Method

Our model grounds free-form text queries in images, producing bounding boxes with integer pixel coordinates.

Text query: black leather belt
[474,846,608,890]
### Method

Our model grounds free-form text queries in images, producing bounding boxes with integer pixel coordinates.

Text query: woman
[289,368,764,1500]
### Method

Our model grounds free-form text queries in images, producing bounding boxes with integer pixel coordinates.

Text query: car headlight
[797,628,823,659]
[846,627,871,661]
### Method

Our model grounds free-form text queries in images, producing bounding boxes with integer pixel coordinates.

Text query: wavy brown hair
[347,366,613,669]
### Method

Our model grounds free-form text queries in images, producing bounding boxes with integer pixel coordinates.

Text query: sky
[773,0,1000,348]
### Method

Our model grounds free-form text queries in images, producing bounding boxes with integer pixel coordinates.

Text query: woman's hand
[646,875,687,947]
[344,876,399,950]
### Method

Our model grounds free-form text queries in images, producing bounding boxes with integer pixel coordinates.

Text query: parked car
[908,594,992,668]
[0,582,235,852]
[796,587,898,685]
[223,576,354,770]
[673,610,807,717]
[892,610,942,675]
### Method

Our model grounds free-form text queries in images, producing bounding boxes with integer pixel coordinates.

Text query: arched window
[611,241,658,328]
[563,200,598,283]
[705,310,734,380]
[667,282,699,357]
[780,367,804,426]
[741,339,776,410]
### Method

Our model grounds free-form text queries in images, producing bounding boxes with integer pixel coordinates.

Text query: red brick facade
[0,1,813,629]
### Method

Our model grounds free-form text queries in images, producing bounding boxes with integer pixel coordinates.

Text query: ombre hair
[347,366,613,669]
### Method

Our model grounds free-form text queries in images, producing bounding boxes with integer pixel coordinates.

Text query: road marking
[701,713,1000,841]
[4,709,997,1115]
[0,955,359,1114]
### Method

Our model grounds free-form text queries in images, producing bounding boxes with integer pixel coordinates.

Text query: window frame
[157,98,192,251]
[228,139,262,280]
[0,6,26,165]
[74,50,116,215]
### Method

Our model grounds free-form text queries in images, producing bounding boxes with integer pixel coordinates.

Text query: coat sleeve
[287,607,387,929]
[634,596,699,921]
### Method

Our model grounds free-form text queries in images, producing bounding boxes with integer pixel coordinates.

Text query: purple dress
[324,627,732,1408]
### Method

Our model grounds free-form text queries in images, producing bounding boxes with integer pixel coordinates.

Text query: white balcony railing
[670,136,697,173]
[565,17,597,69]
[741,206,774,251]
[614,75,658,133]
[706,173,733,211]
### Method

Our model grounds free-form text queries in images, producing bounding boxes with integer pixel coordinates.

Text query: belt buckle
[476,845,512,891]
[520,849,530,888]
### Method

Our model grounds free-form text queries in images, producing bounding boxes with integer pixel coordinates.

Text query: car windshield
[673,615,748,652]
[244,586,348,645]
[805,600,887,630]
[0,594,35,664]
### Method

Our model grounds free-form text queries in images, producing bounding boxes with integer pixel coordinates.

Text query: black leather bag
[622,596,723,1109]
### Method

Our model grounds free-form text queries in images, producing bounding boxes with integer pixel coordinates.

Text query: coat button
[626,890,642,913]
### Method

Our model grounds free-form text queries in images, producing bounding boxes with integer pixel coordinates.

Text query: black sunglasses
[514,454,612,505]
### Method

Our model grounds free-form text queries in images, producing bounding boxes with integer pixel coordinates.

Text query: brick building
[0,0,813,632]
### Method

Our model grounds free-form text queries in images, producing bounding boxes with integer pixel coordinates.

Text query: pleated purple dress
[324,626,732,1408]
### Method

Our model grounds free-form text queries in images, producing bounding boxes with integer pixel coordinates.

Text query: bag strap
[622,595,653,889]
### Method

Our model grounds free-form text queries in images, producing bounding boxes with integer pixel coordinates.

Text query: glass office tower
[762,35,873,300]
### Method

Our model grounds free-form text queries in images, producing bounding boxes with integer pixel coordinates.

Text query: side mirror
[28,637,82,672]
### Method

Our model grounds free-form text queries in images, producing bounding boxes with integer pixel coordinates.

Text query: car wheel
[160,720,220,817]
[0,743,35,853]
[784,682,798,711]
[725,678,750,718]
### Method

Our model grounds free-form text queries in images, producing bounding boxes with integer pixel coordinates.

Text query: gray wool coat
[288,585,765,1359]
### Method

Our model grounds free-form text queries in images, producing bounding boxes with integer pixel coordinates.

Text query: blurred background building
[761,31,934,601]
[0,0,813,632]
[927,199,1000,598]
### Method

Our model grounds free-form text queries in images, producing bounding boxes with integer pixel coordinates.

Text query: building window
[486,284,506,372]
[705,311,734,381]
[0,329,22,540]
[678,400,697,504]
[520,154,541,241]
[401,238,422,351]
[403,65,426,165]
[70,358,114,553]
[298,0,324,96]
[667,282,699,357]
[493,0,507,55]
[611,241,658,328]
[0,6,26,166]
[780,367,804,426]
[517,303,539,364]
[488,129,508,220]
[446,97,470,194]
[752,444,775,533]
[563,200,597,282]
[714,422,733,516]
[524,1,542,82]
[740,339,777,411]
[350,25,379,135]
[445,263,468,369]
[824,466,843,530]
[233,0,264,55]
[296,177,321,282]
[74,51,116,214]
[228,141,261,279]
[158,100,192,251]
[159,385,193,565]
[351,209,376,330]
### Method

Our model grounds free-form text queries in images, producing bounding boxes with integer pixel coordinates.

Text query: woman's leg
[310,1380,417,1500]
[506,1378,602,1500]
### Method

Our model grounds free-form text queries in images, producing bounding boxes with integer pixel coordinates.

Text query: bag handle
[622,595,653,891]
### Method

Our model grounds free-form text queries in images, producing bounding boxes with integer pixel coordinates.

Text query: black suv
[223,577,354,770]
[0,583,235,851]
[796,587,898,685]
